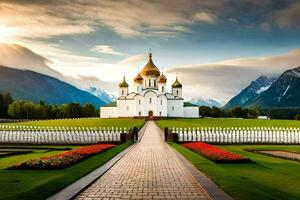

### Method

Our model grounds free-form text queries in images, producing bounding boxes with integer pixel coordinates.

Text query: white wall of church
[100,107,118,118]
[157,95,167,116]
[167,100,184,117]
[117,99,135,117]
[144,91,158,116]
[184,107,199,118]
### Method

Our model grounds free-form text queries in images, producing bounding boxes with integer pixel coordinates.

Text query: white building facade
[100,53,199,118]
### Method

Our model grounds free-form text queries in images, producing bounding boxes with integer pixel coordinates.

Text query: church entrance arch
[148,111,153,117]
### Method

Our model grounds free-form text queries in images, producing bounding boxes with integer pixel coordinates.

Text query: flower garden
[10,144,116,170]
[182,142,250,163]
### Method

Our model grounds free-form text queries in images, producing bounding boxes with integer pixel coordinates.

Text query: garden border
[46,122,147,200]
[170,146,233,200]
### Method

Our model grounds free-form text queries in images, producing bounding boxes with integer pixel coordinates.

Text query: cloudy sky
[0,0,300,104]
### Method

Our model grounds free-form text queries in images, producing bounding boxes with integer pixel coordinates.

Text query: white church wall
[100,107,118,118]
[134,95,145,116]
[117,99,135,117]
[184,107,199,118]
[144,91,158,116]
[157,95,167,116]
[167,100,184,117]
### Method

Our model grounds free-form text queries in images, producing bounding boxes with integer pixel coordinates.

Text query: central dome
[140,53,160,76]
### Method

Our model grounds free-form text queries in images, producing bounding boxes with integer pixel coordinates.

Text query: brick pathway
[75,121,211,200]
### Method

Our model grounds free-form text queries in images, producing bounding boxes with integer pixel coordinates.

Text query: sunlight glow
[0,25,17,42]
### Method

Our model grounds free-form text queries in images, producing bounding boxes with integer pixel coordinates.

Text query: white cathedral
[100,53,199,118]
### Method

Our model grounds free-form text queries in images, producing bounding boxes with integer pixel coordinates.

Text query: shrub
[10,144,115,170]
[182,142,250,163]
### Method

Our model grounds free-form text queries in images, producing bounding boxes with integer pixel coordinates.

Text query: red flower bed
[11,144,116,170]
[182,142,250,163]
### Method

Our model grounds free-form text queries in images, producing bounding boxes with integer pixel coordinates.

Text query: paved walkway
[76,121,210,200]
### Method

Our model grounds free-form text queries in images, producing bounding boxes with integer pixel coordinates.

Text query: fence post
[133,127,138,141]
[172,133,179,143]
[120,133,127,143]
[164,127,168,142]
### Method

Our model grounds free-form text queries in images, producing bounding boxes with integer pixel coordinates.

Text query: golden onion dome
[158,73,167,83]
[140,53,160,77]
[172,77,182,88]
[119,76,129,87]
[134,73,143,84]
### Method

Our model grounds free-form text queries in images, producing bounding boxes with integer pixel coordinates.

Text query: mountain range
[224,66,300,109]
[0,66,105,107]
[244,67,300,108]
[189,97,222,107]
[223,76,277,109]
[87,87,116,104]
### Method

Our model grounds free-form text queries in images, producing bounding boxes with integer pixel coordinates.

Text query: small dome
[134,73,143,84]
[119,76,128,87]
[140,53,160,77]
[158,73,167,83]
[172,77,182,88]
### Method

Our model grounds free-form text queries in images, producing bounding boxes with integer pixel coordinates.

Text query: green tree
[83,104,96,117]
[199,106,211,117]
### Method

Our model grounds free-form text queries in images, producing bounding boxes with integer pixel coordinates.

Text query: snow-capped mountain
[189,97,222,107]
[244,66,300,108]
[223,75,277,109]
[87,87,116,104]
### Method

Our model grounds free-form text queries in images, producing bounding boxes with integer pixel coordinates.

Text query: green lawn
[0,118,145,129]
[171,143,300,200]
[157,118,300,129]
[0,143,132,200]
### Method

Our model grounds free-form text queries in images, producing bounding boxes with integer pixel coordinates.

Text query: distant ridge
[223,76,277,109]
[0,66,105,107]
[244,66,300,108]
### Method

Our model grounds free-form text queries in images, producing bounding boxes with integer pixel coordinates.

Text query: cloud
[0,0,227,40]
[90,45,126,55]
[192,12,217,24]
[0,43,62,78]
[274,1,300,28]
[167,49,300,103]
[260,22,270,32]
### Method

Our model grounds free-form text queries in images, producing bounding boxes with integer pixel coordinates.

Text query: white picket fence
[0,126,129,144]
[171,127,300,144]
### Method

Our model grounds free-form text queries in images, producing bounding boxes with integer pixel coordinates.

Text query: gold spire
[119,76,129,87]
[172,76,182,88]
[134,73,143,84]
[158,73,167,83]
[140,52,160,76]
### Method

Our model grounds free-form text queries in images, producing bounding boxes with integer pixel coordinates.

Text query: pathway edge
[46,123,148,200]
[170,146,233,200]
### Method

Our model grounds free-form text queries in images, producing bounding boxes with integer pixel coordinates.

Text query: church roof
[119,76,128,87]
[158,73,167,83]
[134,73,143,84]
[172,77,182,88]
[140,53,160,77]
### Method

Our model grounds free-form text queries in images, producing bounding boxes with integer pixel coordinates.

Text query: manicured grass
[0,142,132,200]
[157,118,300,129]
[171,143,300,200]
[0,118,145,129]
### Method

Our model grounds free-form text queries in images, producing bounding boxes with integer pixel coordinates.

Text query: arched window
[154,80,156,87]
[149,79,151,87]
[149,98,152,104]
[127,106,129,111]
[172,106,174,111]
[160,99,163,105]
[176,90,179,96]
[139,111,142,116]
[159,112,162,116]
[162,86,164,92]
[138,99,141,105]
[122,90,124,95]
